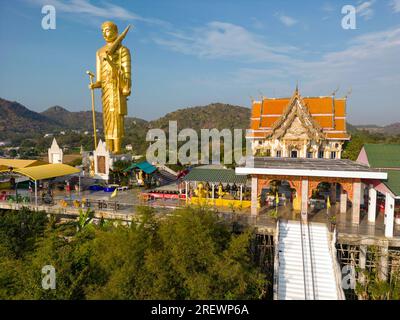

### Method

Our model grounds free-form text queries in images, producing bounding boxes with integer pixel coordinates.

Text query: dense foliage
[355,246,400,300]
[342,131,400,161]
[0,206,267,300]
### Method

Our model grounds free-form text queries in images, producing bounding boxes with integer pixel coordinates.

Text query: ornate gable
[267,88,326,141]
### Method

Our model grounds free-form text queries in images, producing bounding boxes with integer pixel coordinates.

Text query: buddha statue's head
[101,21,118,43]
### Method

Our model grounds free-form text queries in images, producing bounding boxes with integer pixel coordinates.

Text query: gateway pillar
[251,176,258,216]
[352,181,361,224]
[340,189,347,214]
[330,182,337,204]
[367,186,377,223]
[384,192,395,238]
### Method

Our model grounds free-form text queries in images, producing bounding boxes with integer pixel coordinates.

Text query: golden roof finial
[294,82,299,96]
[332,86,340,96]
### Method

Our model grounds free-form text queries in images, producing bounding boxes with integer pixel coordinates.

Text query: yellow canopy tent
[12,163,81,206]
[0,159,47,169]
[13,163,80,181]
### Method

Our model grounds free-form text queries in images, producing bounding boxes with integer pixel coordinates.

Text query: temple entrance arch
[259,179,296,209]
[257,175,303,211]
[308,178,355,215]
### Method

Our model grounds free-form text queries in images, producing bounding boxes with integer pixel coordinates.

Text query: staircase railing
[306,222,316,300]
[299,219,308,299]
[273,219,280,300]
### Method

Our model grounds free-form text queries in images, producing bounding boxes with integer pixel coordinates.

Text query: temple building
[247,87,350,159]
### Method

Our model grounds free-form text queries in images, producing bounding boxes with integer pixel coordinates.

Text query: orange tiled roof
[247,93,350,140]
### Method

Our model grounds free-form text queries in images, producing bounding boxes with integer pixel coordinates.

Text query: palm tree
[76,208,94,232]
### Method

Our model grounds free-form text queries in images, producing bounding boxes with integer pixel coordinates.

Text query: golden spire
[295,82,299,96]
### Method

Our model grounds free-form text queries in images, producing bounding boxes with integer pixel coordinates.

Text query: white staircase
[276,221,344,300]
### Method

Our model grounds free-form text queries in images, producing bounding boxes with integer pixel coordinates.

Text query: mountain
[353,123,400,135]
[148,103,251,132]
[1,97,399,146]
[42,105,104,130]
[41,105,148,131]
[0,98,58,139]
[382,123,400,135]
[346,122,358,134]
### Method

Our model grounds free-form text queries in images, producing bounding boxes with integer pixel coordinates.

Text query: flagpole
[86,71,98,149]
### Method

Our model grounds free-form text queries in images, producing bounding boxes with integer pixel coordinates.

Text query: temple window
[266,149,271,157]
[330,151,336,159]
[318,150,324,159]
[307,151,313,158]
[276,150,282,158]
[291,150,298,158]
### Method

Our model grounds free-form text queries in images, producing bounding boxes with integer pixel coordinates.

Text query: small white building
[48,138,63,164]
[93,139,111,180]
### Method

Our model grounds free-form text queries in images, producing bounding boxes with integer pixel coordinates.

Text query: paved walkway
[1,189,399,241]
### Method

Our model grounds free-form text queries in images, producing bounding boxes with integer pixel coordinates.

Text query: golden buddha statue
[194,183,207,199]
[217,184,225,199]
[89,21,132,154]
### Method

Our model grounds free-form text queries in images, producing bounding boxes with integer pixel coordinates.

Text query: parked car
[89,184,104,191]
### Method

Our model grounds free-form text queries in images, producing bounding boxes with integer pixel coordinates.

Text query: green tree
[0,208,48,258]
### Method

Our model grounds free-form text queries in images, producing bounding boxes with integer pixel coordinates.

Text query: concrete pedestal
[379,246,389,281]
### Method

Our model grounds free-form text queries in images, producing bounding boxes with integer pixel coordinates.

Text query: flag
[111,188,118,198]
[327,196,331,209]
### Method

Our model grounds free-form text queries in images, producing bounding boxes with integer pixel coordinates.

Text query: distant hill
[149,103,251,132]
[353,123,400,135]
[346,123,357,134]
[1,97,399,147]
[382,123,400,135]
[41,105,147,131]
[41,105,104,130]
[0,98,58,139]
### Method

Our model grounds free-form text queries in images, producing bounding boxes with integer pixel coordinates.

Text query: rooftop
[236,157,387,179]
[386,170,400,197]
[363,144,400,168]
[183,168,247,184]
[248,88,349,140]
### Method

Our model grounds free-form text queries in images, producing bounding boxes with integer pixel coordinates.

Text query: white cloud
[26,0,164,24]
[153,21,299,63]
[391,0,400,12]
[275,13,298,27]
[356,0,376,20]
[230,26,400,105]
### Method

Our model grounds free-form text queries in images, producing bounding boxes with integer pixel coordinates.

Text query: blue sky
[0,0,399,125]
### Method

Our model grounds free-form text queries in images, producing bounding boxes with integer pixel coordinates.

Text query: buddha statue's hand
[89,81,101,90]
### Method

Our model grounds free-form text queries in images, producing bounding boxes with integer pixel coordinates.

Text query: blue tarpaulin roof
[124,161,157,174]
